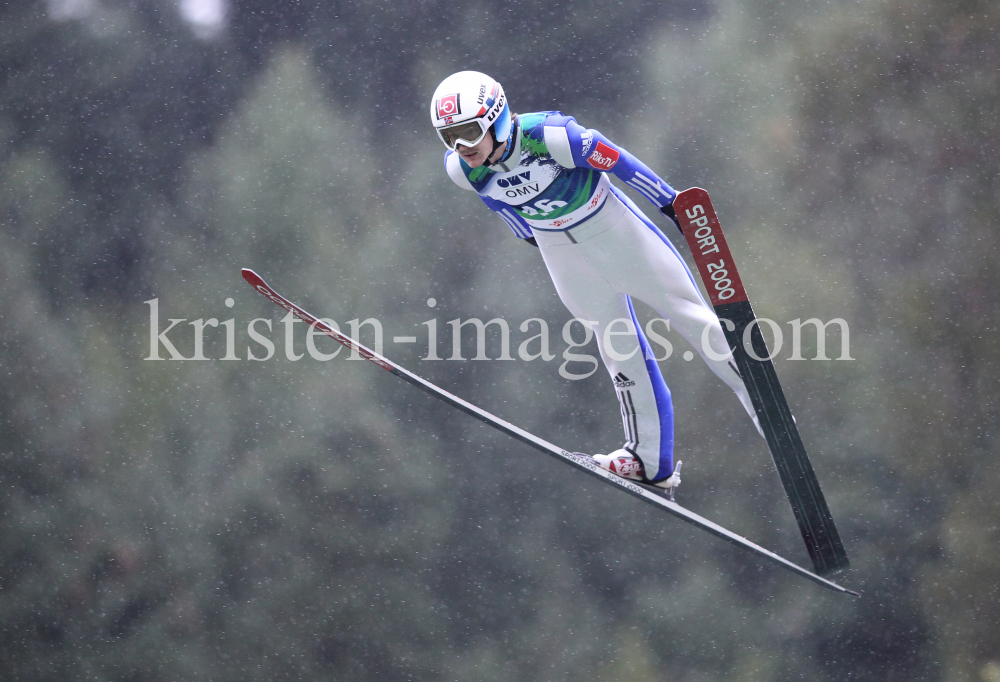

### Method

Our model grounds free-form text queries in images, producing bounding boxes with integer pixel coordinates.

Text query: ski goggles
[437,120,489,150]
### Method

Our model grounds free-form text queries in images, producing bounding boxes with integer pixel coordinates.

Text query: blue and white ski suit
[444,112,753,481]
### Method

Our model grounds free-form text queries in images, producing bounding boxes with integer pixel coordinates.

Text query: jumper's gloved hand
[659,202,682,234]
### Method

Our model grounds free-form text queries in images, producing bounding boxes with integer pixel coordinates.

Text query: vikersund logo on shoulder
[587,141,619,170]
[436,94,460,119]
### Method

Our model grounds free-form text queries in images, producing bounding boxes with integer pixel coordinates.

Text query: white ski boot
[593,449,645,481]
[593,449,683,500]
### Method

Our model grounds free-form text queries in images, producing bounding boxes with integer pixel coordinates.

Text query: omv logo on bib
[496,171,531,188]
[495,171,540,199]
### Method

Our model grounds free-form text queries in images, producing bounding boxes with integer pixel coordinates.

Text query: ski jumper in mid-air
[430,71,761,491]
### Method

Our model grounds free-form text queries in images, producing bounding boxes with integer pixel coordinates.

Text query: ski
[241,267,857,596]
[672,187,850,576]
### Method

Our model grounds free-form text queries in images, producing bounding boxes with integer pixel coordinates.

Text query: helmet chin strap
[487,115,519,172]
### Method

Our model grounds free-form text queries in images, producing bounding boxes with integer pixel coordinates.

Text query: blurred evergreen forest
[0,0,997,680]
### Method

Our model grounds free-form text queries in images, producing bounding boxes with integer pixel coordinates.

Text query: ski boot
[593,449,683,501]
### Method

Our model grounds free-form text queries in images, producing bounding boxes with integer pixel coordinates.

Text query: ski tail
[672,188,850,576]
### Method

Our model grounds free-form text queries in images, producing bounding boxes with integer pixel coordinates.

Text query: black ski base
[716,299,849,575]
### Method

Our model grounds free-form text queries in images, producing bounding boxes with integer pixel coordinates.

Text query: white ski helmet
[430,71,513,152]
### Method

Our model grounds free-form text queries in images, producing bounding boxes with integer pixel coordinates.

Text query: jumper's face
[455,134,496,168]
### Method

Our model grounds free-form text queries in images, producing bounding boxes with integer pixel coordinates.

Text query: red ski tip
[242,268,264,288]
